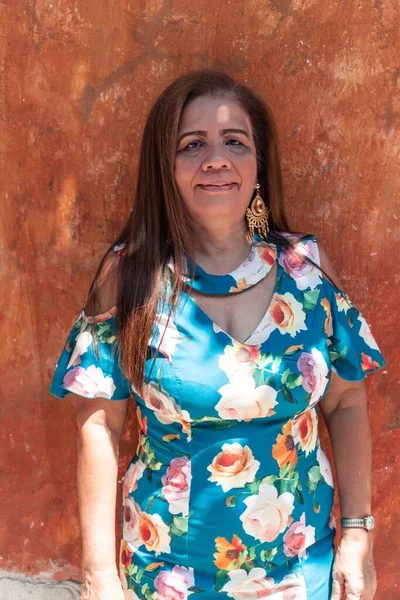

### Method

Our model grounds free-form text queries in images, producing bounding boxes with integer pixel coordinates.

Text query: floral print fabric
[50,306,131,400]
[49,233,385,599]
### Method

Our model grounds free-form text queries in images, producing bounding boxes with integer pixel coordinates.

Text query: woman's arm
[76,397,129,599]
[319,373,372,528]
[319,370,377,600]
[318,244,377,600]
[317,243,373,524]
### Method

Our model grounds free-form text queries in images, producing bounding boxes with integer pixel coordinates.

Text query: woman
[50,71,385,600]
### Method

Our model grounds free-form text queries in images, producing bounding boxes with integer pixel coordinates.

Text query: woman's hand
[80,568,125,600]
[331,530,377,600]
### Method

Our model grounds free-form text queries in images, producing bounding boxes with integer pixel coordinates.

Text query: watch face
[365,516,374,530]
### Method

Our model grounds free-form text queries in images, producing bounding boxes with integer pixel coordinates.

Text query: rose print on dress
[242,292,307,345]
[269,293,307,337]
[221,567,307,599]
[123,496,172,556]
[162,457,192,516]
[218,342,261,380]
[213,532,308,597]
[292,408,318,456]
[143,383,192,441]
[240,483,295,542]
[228,242,277,287]
[216,373,278,421]
[283,511,316,559]
[297,349,329,406]
[221,568,275,598]
[279,239,322,291]
[123,496,143,551]
[139,512,172,556]
[207,442,260,492]
[123,459,146,497]
[255,242,278,266]
[62,365,116,399]
[154,565,194,600]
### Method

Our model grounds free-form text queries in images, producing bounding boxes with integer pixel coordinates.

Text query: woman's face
[175,95,258,231]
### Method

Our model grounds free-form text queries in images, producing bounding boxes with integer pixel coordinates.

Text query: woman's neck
[190,223,251,276]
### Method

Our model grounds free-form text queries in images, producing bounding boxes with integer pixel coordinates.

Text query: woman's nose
[201,145,232,171]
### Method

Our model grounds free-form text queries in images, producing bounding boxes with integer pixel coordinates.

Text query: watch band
[340,516,374,531]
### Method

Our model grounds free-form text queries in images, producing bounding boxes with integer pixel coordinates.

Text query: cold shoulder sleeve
[49,308,131,400]
[49,242,131,400]
[321,280,386,382]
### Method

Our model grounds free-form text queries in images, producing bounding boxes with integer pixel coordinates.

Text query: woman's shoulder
[274,230,319,260]
[275,231,343,290]
[84,244,124,317]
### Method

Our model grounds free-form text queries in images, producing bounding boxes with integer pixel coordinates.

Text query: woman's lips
[198,183,236,191]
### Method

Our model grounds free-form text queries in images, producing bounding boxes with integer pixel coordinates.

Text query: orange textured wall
[1,0,398,595]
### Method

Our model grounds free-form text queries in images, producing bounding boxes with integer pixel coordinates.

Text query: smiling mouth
[198,183,236,191]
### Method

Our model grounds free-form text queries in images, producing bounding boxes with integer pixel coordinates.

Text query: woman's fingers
[331,569,345,600]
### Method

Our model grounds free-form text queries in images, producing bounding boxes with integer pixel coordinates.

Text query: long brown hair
[86,70,311,394]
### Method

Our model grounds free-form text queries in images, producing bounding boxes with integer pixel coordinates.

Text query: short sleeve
[49,308,131,400]
[322,281,386,382]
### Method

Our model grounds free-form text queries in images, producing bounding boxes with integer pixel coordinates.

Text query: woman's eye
[226,139,243,146]
[185,141,202,150]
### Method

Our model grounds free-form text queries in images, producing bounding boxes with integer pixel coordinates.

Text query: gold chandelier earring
[246,183,269,239]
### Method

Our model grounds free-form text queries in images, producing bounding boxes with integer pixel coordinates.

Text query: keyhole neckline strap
[174,234,278,296]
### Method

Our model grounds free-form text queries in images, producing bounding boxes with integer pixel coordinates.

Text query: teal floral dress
[49,233,386,600]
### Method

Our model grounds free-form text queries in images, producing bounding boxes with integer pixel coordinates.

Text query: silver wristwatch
[340,515,374,531]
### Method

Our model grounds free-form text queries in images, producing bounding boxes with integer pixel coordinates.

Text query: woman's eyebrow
[177,128,250,144]
[177,130,206,144]
[221,128,250,138]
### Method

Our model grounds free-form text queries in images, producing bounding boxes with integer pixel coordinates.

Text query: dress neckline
[182,234,278,296]
[113,237,278,297]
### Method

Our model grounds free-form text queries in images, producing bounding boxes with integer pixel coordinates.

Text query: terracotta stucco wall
[1,0,398,596]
